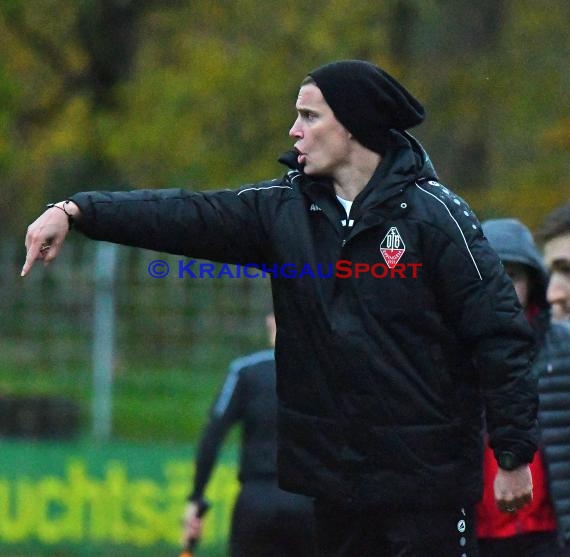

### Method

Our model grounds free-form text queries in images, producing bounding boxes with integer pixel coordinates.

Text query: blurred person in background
[181,312,316,557]
[535,201,570,322]
[476,218,570,557]
[23,60,539,556]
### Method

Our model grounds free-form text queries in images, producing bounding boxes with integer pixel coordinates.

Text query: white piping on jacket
[237,185,292,196]
[213,349,274,416]
[415,182,483,280]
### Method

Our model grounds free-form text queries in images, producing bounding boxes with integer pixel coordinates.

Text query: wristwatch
[497,450,522,471]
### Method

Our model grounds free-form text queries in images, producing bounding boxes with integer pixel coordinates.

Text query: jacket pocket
[365,422,464,475]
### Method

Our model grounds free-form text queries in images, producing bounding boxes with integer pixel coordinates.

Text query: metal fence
[3,236,272,369]
[1,236,272,439]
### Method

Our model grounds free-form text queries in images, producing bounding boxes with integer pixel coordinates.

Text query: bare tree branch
[0,5,75,79]
[14,82,78,139]
[3,0,187,133]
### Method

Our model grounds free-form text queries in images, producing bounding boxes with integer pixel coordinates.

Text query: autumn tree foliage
[1,0,568,234]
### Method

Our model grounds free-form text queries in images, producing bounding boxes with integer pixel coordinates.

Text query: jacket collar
[279,132,438,217]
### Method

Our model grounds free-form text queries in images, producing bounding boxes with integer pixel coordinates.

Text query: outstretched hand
[21,201,80,277]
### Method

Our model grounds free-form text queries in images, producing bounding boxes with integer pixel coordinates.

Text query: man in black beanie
[24,60,537,557]
[307,60,425,152]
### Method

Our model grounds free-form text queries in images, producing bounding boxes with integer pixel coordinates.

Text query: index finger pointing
[21,244,41,277]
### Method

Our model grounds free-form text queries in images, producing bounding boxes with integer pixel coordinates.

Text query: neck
[332,150,381,201]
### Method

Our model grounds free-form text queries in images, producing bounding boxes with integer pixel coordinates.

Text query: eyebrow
[548,258,570,271]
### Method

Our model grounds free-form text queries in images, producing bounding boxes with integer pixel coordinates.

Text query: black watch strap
[497,450,522,471]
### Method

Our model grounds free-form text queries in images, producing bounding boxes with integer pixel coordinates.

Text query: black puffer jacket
[483,218,570,546]
[70,133,538,511]
[538,322,570,546]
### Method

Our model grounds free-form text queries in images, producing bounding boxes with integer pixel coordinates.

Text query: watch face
[498,451,519,470]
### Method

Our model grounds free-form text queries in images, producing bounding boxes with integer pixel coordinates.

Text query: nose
[546,272,570,315]
[289,117,302,139]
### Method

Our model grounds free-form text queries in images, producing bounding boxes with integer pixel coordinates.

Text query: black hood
[482,218,549,310]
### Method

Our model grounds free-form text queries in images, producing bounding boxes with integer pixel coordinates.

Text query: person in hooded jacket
[22,60,538,557]
[476,218,570,557]
[536,201,570,323]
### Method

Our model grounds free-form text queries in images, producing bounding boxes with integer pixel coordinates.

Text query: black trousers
[230,480,316,557]
[478,531,570,557]
[314,499,478,557]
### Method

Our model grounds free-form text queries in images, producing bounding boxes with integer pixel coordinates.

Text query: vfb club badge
[380,227,405,268]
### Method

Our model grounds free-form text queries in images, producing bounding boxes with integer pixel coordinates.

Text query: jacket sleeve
[189,363,244,502]
[69,185,274,265]
[423,199,538,464]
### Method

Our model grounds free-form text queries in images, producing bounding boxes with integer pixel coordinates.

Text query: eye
[558,265,570,278]
[550,260,570,277]
[300,110,316,121]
